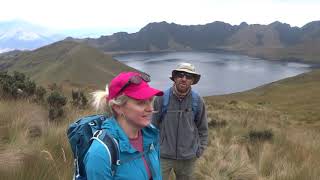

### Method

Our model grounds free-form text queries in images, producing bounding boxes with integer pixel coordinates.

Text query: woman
[84,72,163,180]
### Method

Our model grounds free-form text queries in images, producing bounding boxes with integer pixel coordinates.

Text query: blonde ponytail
[90,84,109,113]
[90,84,130,116]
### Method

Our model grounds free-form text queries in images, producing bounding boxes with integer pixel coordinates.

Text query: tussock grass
[2,97,320,180]
[0,99,92,180]
[194,98,320,180]
[195,134,258,180]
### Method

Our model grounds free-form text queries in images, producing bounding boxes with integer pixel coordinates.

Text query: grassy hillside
[206,69,320,126]
[197,69,320,179]
[1,70,320,179]
[0,40,136,89]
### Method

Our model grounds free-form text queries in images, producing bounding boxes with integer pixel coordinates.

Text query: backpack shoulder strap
[92,130,119,176]
[191,90,201,122]
[160,88,172,120]
[92,131,155,176]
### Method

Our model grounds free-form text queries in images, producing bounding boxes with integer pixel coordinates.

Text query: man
[152,62,208,180]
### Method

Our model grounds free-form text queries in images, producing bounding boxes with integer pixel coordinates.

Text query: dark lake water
[114,51,312,96]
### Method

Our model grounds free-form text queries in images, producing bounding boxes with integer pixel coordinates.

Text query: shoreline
[107,49,320,68]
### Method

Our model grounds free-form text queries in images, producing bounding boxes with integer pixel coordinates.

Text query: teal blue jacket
[84,117,162,180]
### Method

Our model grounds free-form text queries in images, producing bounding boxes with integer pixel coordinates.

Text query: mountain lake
[114,51,314,96]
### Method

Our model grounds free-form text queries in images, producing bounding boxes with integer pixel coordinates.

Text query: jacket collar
[101,117,159,153]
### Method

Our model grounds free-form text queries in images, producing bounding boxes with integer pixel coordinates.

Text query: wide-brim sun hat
[107,72,163,101]
[170,62,201,84]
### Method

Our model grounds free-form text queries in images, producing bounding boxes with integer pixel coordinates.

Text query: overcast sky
[1,0,319,33]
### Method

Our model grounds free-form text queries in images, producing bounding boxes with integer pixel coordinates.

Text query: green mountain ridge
[0,40,136,88]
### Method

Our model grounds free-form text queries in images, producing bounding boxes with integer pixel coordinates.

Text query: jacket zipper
[145,145,156,179]
[175,100,182,159]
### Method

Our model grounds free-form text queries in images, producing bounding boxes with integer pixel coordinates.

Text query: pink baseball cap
[107,72,163,101]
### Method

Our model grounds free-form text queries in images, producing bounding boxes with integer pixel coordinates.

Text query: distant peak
[205,21,230,26]
[112,32,129,36]
[302,21,320,28]
[239,22,248,27]
[301,21,320,32]
[270,21,282,25]
[143,21,170,27]
[64,37,75,41]
[268,21,291,29]
[269,21,289,26]
[140,21,172,32]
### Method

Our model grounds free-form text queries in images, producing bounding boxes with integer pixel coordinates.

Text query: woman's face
[121,97,154,129]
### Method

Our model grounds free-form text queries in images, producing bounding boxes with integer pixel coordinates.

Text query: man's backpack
[67,114,119,180]
[160,88,200,122]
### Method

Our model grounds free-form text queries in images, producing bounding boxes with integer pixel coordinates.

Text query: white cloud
[0,0,319,31]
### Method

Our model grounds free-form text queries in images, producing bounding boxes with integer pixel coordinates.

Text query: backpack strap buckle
[149,143,155,151]
[93,130,102,138]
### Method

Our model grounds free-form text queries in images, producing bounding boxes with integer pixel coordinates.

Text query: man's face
[173,71,194,93]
